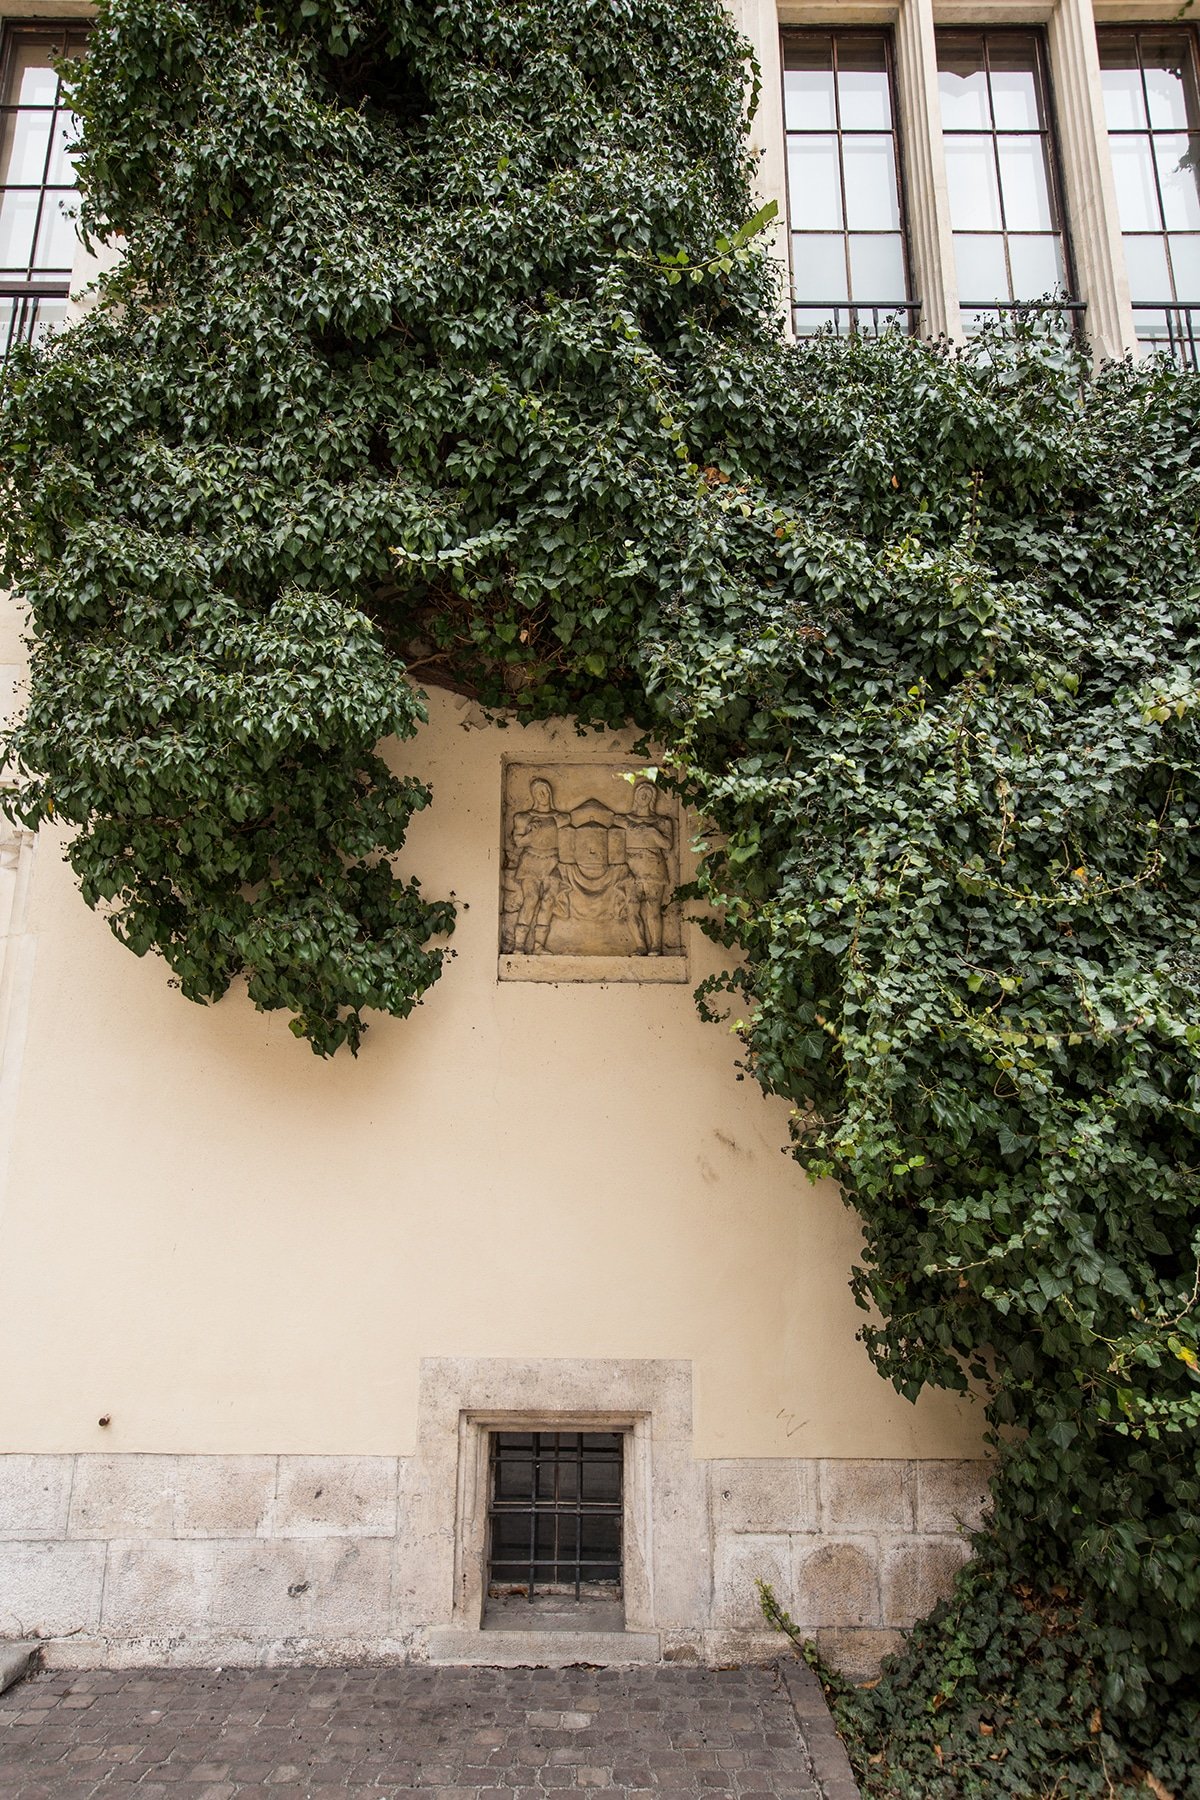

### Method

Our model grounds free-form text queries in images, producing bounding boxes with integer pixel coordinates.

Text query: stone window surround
[417,1359,700,1661]
[452,1409,652,1631]
[737,0,1198,357]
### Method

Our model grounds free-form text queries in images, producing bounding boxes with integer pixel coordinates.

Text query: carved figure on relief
[500,767,679,958]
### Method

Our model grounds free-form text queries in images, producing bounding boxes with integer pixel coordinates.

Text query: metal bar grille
[1131,302,1200,368]
[791,300,922,338]
[487,1431,622,1602]
[1,285,68,360]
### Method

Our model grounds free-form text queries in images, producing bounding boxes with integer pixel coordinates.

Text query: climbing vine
[1,0,1198,1787]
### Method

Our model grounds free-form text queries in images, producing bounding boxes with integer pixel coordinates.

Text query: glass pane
[944,136,1002,230]
[842,136,899,230]
[954,233,1009,302]
[46,112,79,185]
[1124,232,1172,300]
[6,46,60,108]
[1007,233,1064,297]
[836,36,892,130]
[848,233,907,301]
[0,187,37,271]
[784,38,836,131]
[29,294,68,345]
[1100,68,1147,131]
[1110,135,1162,230]
[793,305,842,335]
[988,37,1041,131]
[788,137,842,230]
[938,36,990,130]
[0,110,51,185]
[1142,35,1194,130]
[997,135,1054,230]
[33,189,75,271]
[1135,308,1172,353]
[792,232,849,301]
[963,306,1001,335]
[1156,135,1200,230]
[1169,233,1200,296]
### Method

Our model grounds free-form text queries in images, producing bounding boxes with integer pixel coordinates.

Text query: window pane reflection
[792,232,847,301]
[788,137,842,231]
[0,111,50,185]
[1007,234,1064,295]
[836,37,892,130]
[1170,233,1200,292]
[1157,135,1200,229]
[1101,54,1145,130]
[954,234,1008,303]
[843,137,899,230]
[1124,235,1172,300]
[849,234,907,301]
[784,41,835,132]
[1111,136,1161,229]
[33,190,75,270]
[987,44,1040,130]
[945,137,1002,229]
[0,189,36,271]
[938,38,990,130]
[783,30,913,335]
[997,137,1054,230]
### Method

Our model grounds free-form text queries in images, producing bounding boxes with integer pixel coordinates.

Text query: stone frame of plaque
[498,761,688,983]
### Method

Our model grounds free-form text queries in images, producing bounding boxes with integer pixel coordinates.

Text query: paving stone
[0,1664,828,1796]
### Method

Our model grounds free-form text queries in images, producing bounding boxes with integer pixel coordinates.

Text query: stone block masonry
[0,1356,987,1677]
[0,1451,987,1678]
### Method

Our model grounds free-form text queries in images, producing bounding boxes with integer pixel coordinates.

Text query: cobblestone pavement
[0,1663,826,1799]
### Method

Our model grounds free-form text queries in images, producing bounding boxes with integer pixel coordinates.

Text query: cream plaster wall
[0,649,982,1462]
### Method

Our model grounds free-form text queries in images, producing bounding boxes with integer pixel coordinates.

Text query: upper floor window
[0,22,88,362]
[936,29,1075,334]
[782,30,914,338]
[1097,27,1200,367]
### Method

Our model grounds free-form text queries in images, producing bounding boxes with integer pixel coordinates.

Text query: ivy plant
[1,0,1198,1786]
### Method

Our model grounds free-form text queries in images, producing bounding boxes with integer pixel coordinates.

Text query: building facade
[1,0,1194,1676]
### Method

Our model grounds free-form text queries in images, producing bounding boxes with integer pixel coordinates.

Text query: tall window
[936,30,1075,334]
[1098,28,1200,368]
[781,31,913,337]
[0,22,88,361]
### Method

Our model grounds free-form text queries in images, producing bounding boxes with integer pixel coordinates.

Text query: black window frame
[0,17,89,362]
[780,25,919,339]
[1096,22,1200,369]
[935,25,1082,334]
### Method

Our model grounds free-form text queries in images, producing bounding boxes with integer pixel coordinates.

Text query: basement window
[484,1430,623,1631]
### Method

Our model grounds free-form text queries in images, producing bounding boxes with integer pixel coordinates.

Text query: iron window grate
[487,1431,623,1602]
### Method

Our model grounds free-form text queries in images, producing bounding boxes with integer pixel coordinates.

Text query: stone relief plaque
[499,763,687,982]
